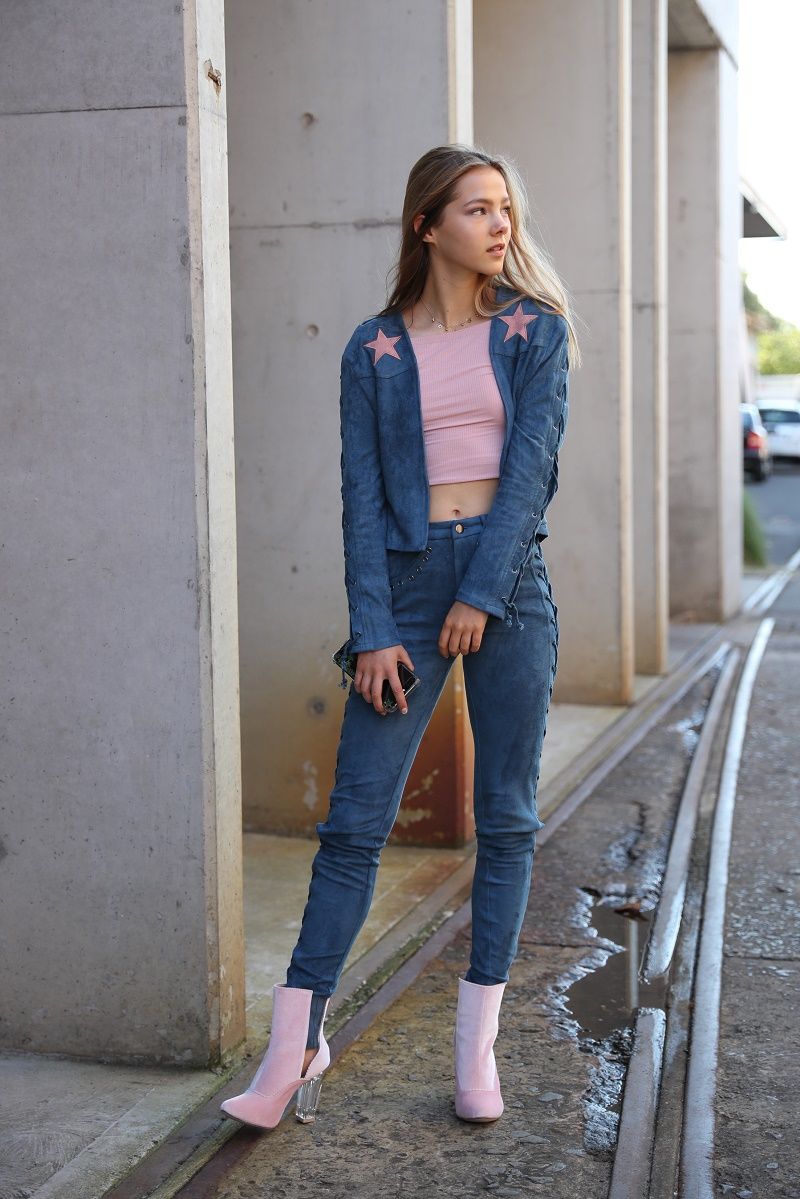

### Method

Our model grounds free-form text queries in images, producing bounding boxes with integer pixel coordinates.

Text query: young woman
[221,144,581,1131]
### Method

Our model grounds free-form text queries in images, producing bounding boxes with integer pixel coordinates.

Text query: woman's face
[418,166,512,277]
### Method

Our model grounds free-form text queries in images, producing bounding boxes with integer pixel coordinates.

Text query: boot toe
[220,1089,286,1129]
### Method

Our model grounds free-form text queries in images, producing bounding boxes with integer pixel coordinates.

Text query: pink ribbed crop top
[407,319,506,485]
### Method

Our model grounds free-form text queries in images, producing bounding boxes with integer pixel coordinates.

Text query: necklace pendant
[419,297,474,333]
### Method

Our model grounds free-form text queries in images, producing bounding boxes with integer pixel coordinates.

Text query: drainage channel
[542,649,736,1174]
[596,618,775,1199]
[680,618,775,1199]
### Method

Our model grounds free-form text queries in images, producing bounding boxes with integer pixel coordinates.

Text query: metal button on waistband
[455,522,464,533]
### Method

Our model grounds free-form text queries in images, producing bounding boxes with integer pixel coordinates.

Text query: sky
[738,0,800,327]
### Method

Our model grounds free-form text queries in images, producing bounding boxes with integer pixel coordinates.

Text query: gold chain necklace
[419,297,474,333]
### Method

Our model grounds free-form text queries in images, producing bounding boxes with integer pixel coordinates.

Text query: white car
[756,400,800,461]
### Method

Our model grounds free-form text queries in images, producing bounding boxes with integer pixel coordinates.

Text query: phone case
[332,642,420,712]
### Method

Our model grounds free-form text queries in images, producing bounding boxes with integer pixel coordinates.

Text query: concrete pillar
[227,0,477,842]
[474,0,635,705]
[631,0,669,674]
[0,0,244,1064]
[667,45,742,620]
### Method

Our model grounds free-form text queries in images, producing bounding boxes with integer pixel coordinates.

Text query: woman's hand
[438,601,489,658]
[354,645,416,716]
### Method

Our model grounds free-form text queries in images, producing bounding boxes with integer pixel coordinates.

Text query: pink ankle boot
[453,976,507,1122]
[220,983,331,1129]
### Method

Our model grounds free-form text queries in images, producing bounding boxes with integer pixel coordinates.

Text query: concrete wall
[631,0,669,675]
[667,44,742,620]
[474,0,635,705]
[227,0,477,839]
[0,0,244,1064]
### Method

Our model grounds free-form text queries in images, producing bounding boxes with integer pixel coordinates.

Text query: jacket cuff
[451,589,507,621]
[345,622,402,656]
[343,591,402,656]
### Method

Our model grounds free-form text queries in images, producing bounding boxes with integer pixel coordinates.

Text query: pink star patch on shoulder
[499,301,538,343]
[364,328,402,365]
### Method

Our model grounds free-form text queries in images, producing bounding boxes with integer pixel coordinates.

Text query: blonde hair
[380,144,582,369]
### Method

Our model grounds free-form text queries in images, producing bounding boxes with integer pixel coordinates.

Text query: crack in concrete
[602,799,649,871]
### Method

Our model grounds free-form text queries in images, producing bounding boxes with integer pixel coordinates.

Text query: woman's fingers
[438,620,476,657]
[370,674,387,715]
[387,668,409,715]
[398,647,415,673]
[438,602,487,657]
[353,645,412,715]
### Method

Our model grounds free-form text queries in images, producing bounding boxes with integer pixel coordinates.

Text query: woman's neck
[402,280,497,333]
[419,263,497,327]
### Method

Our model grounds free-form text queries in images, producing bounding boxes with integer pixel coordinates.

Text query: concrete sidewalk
[0,569,780,1199]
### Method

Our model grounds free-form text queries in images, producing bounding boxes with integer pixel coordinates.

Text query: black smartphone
[332,643,421,713]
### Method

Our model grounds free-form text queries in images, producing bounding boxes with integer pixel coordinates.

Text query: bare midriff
[428,478,499,522]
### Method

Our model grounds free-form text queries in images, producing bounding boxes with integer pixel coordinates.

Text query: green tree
[758,327,800,374]
[742,271,800,371]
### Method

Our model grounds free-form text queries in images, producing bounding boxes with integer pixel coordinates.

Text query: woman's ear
[414,213,435,245]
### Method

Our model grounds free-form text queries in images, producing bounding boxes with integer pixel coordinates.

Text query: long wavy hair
[379,144,582,369]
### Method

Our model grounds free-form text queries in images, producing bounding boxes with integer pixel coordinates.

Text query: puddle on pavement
[568,898,668,1045]
[557,896,670,1155]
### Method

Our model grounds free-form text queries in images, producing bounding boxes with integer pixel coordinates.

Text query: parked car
[741,403,772,481]
[756,399,800,462]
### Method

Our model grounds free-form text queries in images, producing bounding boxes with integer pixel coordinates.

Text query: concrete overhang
[668,0,738,63]
[741,177,788,240]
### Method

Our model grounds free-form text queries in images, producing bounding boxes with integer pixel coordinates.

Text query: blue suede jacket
[339,282,570,657]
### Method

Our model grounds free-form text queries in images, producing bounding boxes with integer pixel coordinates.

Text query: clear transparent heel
[295,1069,326,1123]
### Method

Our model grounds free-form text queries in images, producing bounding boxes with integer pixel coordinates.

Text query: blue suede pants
[286,514,559,1047]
